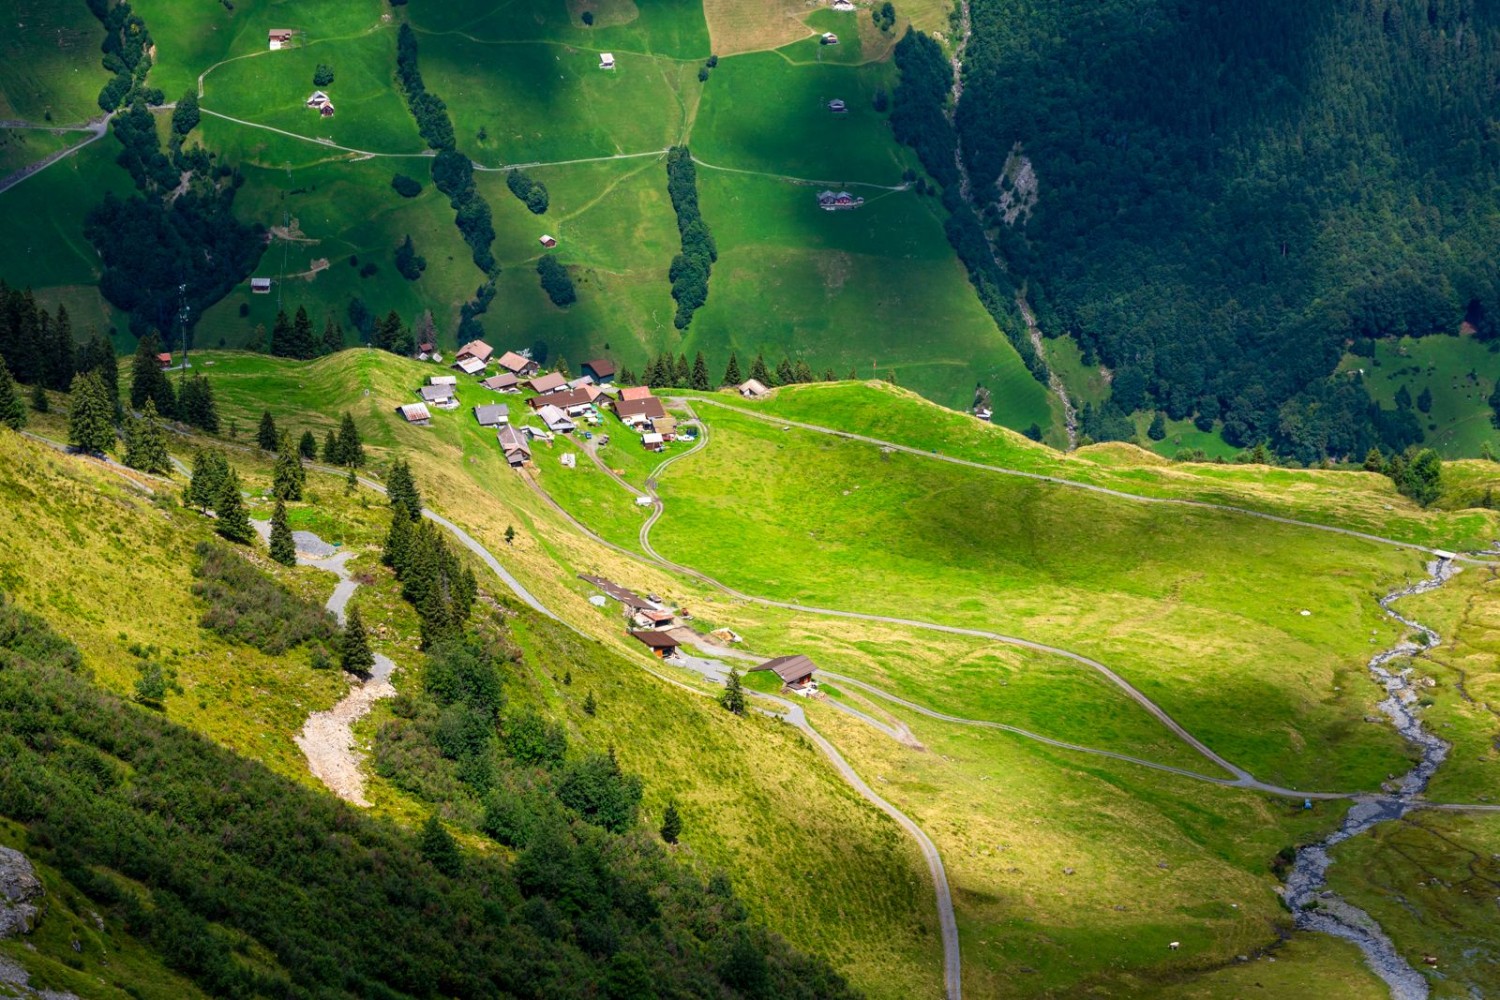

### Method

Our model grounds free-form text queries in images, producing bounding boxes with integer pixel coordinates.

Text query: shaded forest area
[956,0,1500,457]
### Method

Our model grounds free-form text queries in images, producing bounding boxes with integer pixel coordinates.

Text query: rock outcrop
[0,846,44,938]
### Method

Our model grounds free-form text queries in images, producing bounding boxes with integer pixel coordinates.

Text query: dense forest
[952,0,1500,457]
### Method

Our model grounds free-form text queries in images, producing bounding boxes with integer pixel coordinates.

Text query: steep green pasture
[409,0,709,60]
[1348,334,1500,458]
[417,33,696,165]
[132,0,386,98]
[706,381,1500,548]
[200,27,424,154]
[0,125,86,173]
[687,172,1051,418]
[195,150,483,348]
[695,50,903,183]
[648,404,1423,790]
[0,0,105,121]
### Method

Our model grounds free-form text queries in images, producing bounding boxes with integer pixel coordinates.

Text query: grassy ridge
[0,0,105,121]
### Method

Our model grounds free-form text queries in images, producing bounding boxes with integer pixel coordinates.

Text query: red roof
[619,385,652,401]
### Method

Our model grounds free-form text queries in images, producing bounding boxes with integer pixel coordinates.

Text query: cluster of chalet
[397,339,678,463]
[818,190,864,211]
[267,29,296,50]
[305,90,335,118]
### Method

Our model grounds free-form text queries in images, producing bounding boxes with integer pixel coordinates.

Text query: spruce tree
[30,381,48,413]
[660,802,682,844]
[123,399,171,474]
[321,317,343,356]
[298,430,317,459]
[292,306,315,360]
[130,333,175,417]
[383,507,413,570]
[823,368,836,381]
[214,467,254,544]
[339,605,376,675]
[270,310,292,357]
[749,353,770,385]
[47,307,76,392]
[322,429,338,463]
[67,370,115,455]
[1147,412,1166,440]
[257,410,278,450]
[554,357,572,379]
[81,331,119,417]
[675,353,691,386]
[418,816,462,877]
[269,497,296,566]
[1363,447,1384,472]
[185,448,228,511]
[792,359,813,383]
[775,357,795,385]
[691,351,710,390]
[336,411,365,466]
[720,667,746,716]
[387,460,422,520]
[0,358,25,430]
[273,430,305,501]
[583,690,597,716]
[178,374,220,433]
[722,350,743,386]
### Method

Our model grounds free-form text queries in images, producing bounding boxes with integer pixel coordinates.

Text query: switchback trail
[686,397,1494,565]
[0,114,112,196]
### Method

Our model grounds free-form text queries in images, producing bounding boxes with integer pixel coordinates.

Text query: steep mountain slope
[956,0,1500,454]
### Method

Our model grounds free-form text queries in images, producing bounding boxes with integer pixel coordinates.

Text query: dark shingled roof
[755,654,817,683]
[630,630,679,649]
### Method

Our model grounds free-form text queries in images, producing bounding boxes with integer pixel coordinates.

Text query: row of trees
[382,464,475,647]
[505,169,549,214]
[665,147,717,329]
[621,349,848,391]
[396,24,497,273]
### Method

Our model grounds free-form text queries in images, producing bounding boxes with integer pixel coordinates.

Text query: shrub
[312,63,334,86]
[390,174,422,198]
[191,542,336,654]
[537,255,576,307]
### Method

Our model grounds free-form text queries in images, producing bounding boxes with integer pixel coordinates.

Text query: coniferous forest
[952,0,1500,457]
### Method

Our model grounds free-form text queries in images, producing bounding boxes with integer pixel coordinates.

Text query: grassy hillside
[1341,333,1500,458]
[0,0,106,121]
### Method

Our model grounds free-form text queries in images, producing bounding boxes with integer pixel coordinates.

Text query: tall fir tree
[660,802,682,844]
[0,357,25,430]
[30,382,48,413]
[321,316,343,356]
[272,430,305,501]
[178,373,219,433]
[674,353,691,386]
[791,359,813,383]
[321,429,338,464]
[775,357,795,385]
[214,467,254,543]
[339,605,375,675]
[418,816,462,877]
[269,497,296,566]
[336,411,365,466]
[43,309,73,391]
[299,430,318,459]
[79,331,119,417]
[185,448,228,511]
[67,370,115,455]
[130,332,176,417]
[291,306,316,360]
[257,410,278,450]
[722,350,743,386]
[691,351,710,391]
[749,353,770,385]
[269,309,293,358]
[720,668,746,715]
[554,357,572,379]
[383,507,413,570]
[386,460,423,520]
[123,398,171,474]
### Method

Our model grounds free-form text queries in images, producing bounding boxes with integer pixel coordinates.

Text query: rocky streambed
[1284,557,1458,1000]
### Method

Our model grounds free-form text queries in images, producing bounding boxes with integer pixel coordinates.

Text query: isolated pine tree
[504,525,516,545]
[583,690,597,716]
[1363,447,1384,472]
[691,351,710,390]
[273,430,305,501]
[0,358,25,430]
[29,381,48,414]
[67,370,115,455]
[185,448,228,511]
[322,429,338,463]
[418,816,462,877]
[749,353,770,385]
[269,498,296,566]
[298,430,317,459]
[722,351,743,386]
[257,410,278,450]
[660,802,682,844]
[292,306,316,359]
[339,605,375,675]
[336,411,365,466]
[124,399,171,474]
[215,467,254,543]
[720,668,746,716]
[1147,412,1166,440]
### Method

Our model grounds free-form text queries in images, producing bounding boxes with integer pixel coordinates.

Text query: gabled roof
[453,356,487,375]
[429,375,458,385]
[756,654,818,683]
[473,403,509,426]
[579,574,656,610]
[530,386,599,411]
[536,404,575,428]
[619,385,652,401]
[399,402,431,422]
[480,372,519,390]
[456,340,494,362]
[739,378,770,396]
[497,423,530,455]
[630,630,678,649]
[419,384,454,402]
[527,372,568,394]
[615,396,668,421]
[497,351,535,373]
[583,358,616,378]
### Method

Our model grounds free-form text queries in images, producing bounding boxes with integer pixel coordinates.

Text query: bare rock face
[0,846,44,938]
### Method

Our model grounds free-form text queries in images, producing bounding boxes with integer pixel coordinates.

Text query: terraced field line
[197,109,438,158]
[686,397,1496,564]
